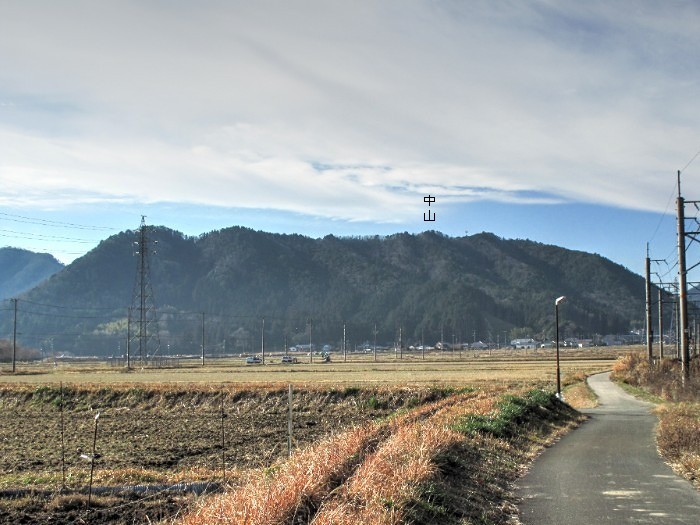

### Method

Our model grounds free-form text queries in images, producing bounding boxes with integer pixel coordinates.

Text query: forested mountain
[0,227,647,356]
[0,248,64,300]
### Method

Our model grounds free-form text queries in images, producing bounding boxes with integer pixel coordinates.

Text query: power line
[648,180,678,244]
[648,147,700,246]
[16,310,115,320]
[0,229,97,243]
[19,299,123,312]
[0,212,116,231]
[680,147,700,173]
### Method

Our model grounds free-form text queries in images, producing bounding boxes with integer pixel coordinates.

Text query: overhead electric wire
[0,228,98,243]
[0,212,116,231]
[647,148,700,254]
[680,147,700,173]
[19,299,125,312]
[648,180,678,245]
[16,310,115,320]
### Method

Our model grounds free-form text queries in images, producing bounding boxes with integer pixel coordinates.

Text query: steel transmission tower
[130,216,160,363]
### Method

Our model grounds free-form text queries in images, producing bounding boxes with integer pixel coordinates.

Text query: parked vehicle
[281,355,298,364]
[245,356,262,364]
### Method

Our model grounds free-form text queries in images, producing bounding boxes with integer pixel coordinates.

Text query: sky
[0,0,699,282]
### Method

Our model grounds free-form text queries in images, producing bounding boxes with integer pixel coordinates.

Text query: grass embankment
[176,387,582,525]
[611,353,700,489]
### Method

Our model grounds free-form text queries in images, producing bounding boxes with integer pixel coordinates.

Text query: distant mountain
[0,247,64,300]
[2,227,648,356]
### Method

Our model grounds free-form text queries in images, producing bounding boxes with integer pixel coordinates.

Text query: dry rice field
[0,347,632,524]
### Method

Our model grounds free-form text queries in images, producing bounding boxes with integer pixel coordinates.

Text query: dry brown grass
[173,392,494,525]
[1,351,620,387]
[611,352,700,402]
[655,403,700,487]
[310,419,462,525]
[562,381,598,409]
[176,422,381,525]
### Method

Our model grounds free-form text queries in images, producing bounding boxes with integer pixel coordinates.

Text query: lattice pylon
[130,216,160,363]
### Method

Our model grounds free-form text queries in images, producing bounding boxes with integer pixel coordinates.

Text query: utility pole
[373,322,378,362]
[126,307,132,369]
[201,312,205,367]
[343,321,347,363]
[11,298,17,373]
[675,299,680,358]
[645,245,654,362]
[261,316,265,365]
[440,322,444,352]
[677,171,691,382]
[308,318,313,364]
[658,289,664,358]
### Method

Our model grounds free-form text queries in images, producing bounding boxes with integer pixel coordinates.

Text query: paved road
[516,372,700,524]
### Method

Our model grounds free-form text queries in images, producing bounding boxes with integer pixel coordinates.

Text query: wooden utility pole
[201,312,205,367]
[308,318,313,364]
[261,317,265,365]
[658,289,664,358]
[677,171,691,382]
[373,322,378,362]
[126,307,132,369]
[645,247,653,362]
[11,298,17,373]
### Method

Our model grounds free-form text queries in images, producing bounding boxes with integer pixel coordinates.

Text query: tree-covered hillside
[0,247,64,300]
[0,227,647,356]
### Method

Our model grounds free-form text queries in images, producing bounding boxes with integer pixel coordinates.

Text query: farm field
[0,347,624,386]
[0,348,631,524]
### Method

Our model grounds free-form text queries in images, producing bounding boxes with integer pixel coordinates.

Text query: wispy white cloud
[0,0,698,226]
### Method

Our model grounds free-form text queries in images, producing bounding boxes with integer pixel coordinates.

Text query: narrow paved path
[515,372,700,524]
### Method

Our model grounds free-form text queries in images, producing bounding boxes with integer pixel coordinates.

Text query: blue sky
[0,1,699,280]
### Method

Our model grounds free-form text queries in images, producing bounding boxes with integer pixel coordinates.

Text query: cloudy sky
[0,0,698,279]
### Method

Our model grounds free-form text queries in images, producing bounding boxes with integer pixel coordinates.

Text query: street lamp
[555,296,567,399]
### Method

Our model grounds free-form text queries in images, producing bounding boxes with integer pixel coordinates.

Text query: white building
[510,338,538,349]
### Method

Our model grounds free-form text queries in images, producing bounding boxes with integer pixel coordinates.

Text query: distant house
[510,338,538,350]
[291,343,316,352]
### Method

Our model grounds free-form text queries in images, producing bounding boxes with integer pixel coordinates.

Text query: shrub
[612,352,700,402]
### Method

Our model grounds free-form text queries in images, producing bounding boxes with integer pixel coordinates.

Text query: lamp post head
[555,296,567,306]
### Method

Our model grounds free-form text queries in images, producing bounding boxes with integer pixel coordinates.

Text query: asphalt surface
[515,372,700,524]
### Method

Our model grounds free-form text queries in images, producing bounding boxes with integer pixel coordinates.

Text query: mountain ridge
[2,227,646,356]
[0,247,64,300]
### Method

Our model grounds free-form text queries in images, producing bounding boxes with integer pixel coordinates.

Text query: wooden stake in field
[84,412,100,509]
[288,384,293,457]
[220,395,227,485]
[60,382,66,491]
